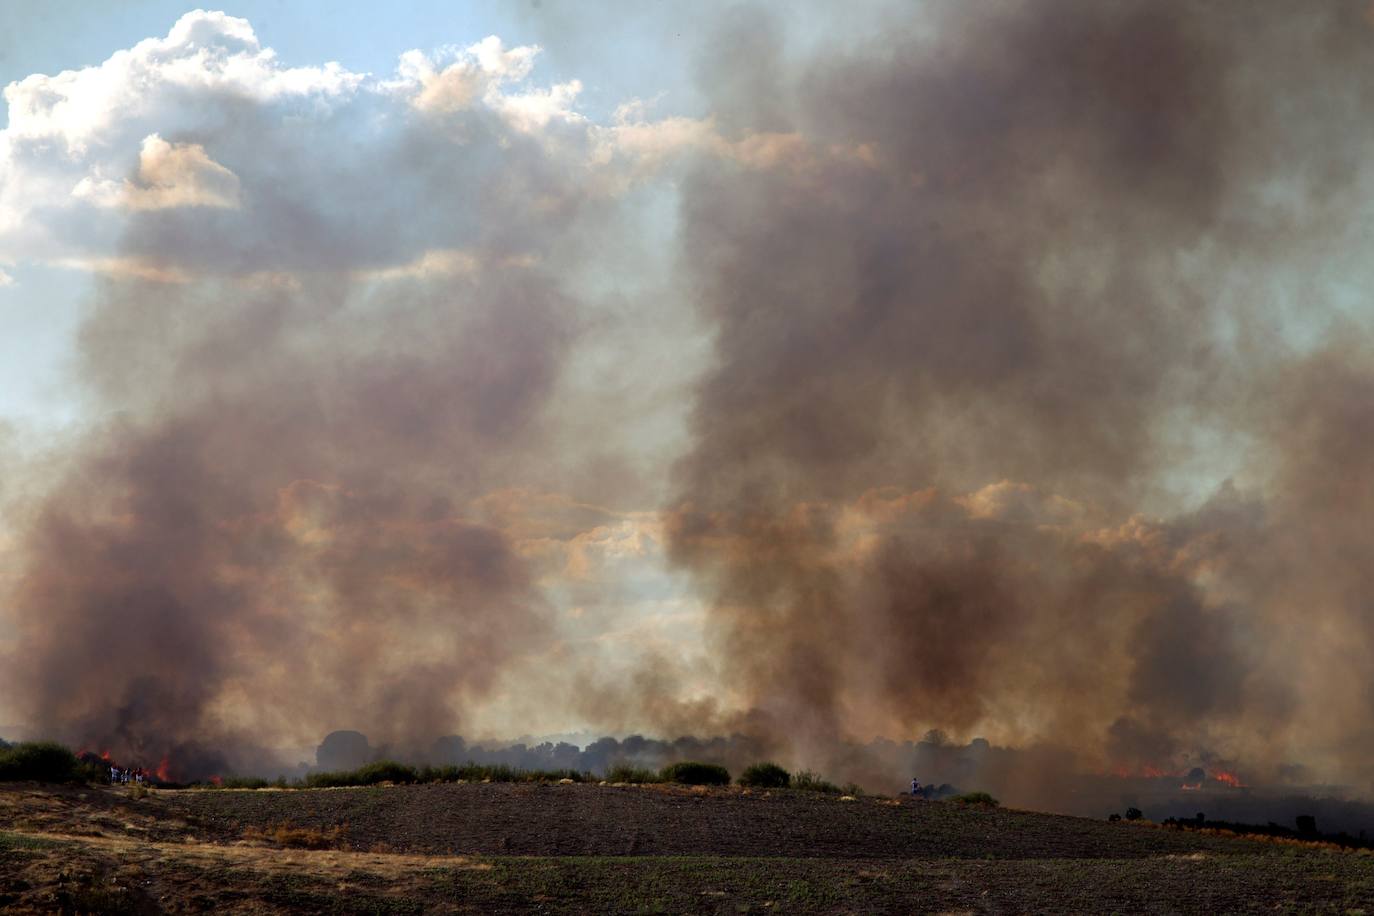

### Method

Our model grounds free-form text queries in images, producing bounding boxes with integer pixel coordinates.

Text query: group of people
[110,766,148,785]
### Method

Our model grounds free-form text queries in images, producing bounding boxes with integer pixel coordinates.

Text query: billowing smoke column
[0,15,600,778]
[665,0,1374,791]
[3,3,1374,794]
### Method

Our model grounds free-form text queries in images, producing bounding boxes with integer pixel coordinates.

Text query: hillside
[2,781,1372,913]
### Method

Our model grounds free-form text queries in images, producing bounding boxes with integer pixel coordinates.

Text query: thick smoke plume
[0,16,613,778]
[3,3,1374,798]
[666,0,1374,792]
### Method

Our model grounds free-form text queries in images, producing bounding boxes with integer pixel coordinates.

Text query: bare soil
[165,781,1282,859]
[2,781,1372,913]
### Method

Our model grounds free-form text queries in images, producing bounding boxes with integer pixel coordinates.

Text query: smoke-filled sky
[3,1,1374,790]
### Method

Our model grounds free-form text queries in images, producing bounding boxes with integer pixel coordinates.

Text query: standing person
[911,778,920,797]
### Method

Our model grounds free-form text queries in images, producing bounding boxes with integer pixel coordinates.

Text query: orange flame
[208,774,223,787]
[1143,765,1179,779]
[1212,770,1244,788]
[1180,782,1202,791]
[156,755,172,782]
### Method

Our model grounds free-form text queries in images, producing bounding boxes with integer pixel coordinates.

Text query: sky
[3,2,1374,797]
[0,0,705,427]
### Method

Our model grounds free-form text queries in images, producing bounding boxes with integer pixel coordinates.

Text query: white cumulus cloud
[1,10,358,153]
[0,9,779,283]
[71,134,241,211]
[0,10,362,270]
[396,36,541,114]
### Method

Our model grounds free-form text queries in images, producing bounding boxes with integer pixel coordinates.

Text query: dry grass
[242,820,348,849]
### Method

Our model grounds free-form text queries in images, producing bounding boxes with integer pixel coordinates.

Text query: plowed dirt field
[3,781,1372,913]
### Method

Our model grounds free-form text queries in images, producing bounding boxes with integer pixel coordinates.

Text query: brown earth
[164,781,1285,859]
[2,781,1373,913]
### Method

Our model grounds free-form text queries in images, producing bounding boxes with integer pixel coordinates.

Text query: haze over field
[3,2,1374,800]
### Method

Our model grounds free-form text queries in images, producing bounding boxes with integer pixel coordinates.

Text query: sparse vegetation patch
[302,761,592,788]
[244,821,349,849]
[950,792,1000,807]
[658,761,731,786]
[791,770,843,795]
[605,763,661,784]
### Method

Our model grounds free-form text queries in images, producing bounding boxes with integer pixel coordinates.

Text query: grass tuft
[792,770,844,795]
[605,763,661,784]
[244,821,348,849]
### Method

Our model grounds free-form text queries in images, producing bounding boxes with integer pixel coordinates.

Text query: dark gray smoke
[5,3,1374,797]
[0,57,595,778]
[665,0,1374,791]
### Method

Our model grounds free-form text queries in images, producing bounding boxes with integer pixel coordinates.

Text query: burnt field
[169,781,1278,860]
[3,781,1374,913]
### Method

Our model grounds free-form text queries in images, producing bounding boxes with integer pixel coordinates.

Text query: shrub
[1125,807,1143,821]
[606,763,660,784]
[356,761,419,784]
[738,762,790,788]
[307,761,591,788]
[659,761,730,786]
[221,776,270,789]
[440,764,588,784]
[304,769,354,788]
[1108,813,1122,822]
[0,741,80,783]
[72,754,110,784]
[415,763,509,783]
[792,770,844,795]
[306,769,348,791]
[306,760,416,787]
[950,792,1000,807]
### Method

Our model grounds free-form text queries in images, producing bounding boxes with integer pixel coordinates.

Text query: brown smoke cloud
[0,68,600,775]
[5,2,1374,797]
[665,0,1374,790]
